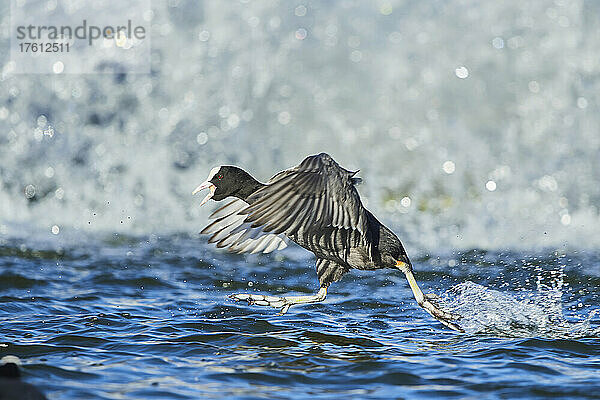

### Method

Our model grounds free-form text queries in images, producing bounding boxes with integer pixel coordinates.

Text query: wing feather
[209,199,247,220]
[200,198,289,254]
[244,153,371,247]
[201,153,372,259]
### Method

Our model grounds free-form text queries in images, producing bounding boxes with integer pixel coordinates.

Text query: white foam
[441,281,599,338]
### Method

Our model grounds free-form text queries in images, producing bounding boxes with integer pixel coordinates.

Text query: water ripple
[0,240,599,399]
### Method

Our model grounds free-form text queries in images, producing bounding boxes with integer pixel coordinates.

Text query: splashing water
[442,281,599,338]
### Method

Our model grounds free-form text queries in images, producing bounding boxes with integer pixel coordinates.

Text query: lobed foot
[420,293,463,332]
[403,270,463,332]
[229,293,291,315]
[229,287,327,316]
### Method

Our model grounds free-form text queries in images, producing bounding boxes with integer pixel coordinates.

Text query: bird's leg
[397,262,463,332]
[229,287,328,315]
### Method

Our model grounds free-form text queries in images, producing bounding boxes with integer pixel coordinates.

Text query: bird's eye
[218,174,223,180]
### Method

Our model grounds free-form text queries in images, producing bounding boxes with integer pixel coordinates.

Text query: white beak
[192,181,216,206]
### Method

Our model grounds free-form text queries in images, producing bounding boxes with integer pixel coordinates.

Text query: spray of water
[442,278,599,338]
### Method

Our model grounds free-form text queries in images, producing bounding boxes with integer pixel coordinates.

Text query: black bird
[193,153,460,331]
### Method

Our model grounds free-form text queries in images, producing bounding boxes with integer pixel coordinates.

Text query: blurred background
[1,0,599,252]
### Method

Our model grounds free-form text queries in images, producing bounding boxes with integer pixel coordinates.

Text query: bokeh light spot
[455,66,469,79]
[443,161,456,174]
[295,28,307,40]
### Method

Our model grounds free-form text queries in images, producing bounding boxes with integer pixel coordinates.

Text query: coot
[193,153,460,331]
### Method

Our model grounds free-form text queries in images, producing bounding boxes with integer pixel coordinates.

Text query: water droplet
[492,37,504,49]
[198,30,210,42]
[295,28,307,40]
[380,3,393,15]
[577,97,588,109]
[37,115,47,127]
[455,66,469,79]
[227,114,240,129]
[405,138,418,151]
[53,61,64,74]
[400,197,411,207]
[24,184,36,199]
[486,180,497,191]
[350,50,362,63]
[196,132,208,145]
[278,111,291,125]
[44,126,54,137]
[294,5,307,17]
[443,161,456,174]
[528,81,540,93]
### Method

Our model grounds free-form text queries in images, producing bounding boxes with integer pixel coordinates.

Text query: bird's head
[192,165,259,205]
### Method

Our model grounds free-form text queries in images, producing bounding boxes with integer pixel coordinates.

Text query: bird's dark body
[201,153,411,287]
[287,211,408,285]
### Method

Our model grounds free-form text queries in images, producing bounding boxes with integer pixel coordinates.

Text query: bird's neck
[233,173,265,202]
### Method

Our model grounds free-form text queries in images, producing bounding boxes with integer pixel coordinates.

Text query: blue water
[2,236,599,399]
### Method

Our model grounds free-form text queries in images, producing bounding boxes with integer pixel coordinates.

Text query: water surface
[2,236,599,399]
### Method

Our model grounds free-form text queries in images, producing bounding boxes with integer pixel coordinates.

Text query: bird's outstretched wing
[201,198,289,254]
[243,153,371,242]
[201,153,372,258]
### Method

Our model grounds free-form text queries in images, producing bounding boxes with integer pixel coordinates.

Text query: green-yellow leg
[398,261,463,332]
